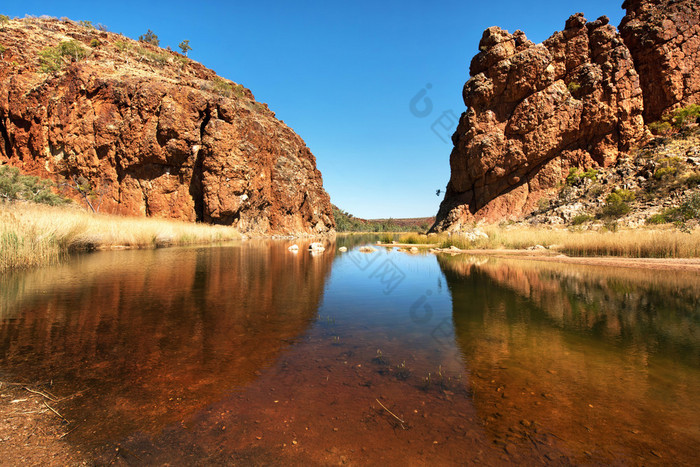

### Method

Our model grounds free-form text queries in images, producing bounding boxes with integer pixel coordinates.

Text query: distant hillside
[332,205,434,232]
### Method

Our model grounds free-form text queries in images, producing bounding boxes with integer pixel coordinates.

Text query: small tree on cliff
[62,175,108,213]
[138,29,159,46]
[178,40,191,56]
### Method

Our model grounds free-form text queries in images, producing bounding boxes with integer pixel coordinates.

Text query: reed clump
[435,225,700,258]
[0,202,240,272]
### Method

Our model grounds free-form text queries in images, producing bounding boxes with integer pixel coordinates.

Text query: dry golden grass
[436,225,700,258]
[0,202,240,272]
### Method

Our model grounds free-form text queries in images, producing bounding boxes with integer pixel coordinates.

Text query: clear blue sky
[5,1,625,218]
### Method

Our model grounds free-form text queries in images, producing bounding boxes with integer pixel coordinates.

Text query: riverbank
[0,202,240,273]
[379,226,700,258]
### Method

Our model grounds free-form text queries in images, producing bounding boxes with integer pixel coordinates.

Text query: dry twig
[375,398,405,424]
[43,400,69,424]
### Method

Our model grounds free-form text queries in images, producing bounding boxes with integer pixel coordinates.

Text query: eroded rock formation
[432,13,646,231]
[0,18,334,234]
[620,0,700,122]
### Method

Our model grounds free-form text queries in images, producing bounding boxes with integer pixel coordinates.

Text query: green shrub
[39,40,87,73]
[571,214,592,225]
[566,167,597,186]
[0,14,9,26]
[646,213,668,225]
[654,166,677,180]
[78,20,94,29]
[38,47,62,73]
[90,38,100,48]
[232,83,246,98]
[645,194,700,227]
[583,168,598,180]
[601,191,632,218]
[0,164,69,205]
[648,121,672,135]
[114,40,128,52]
[653,156,682,181]
[648,104,700,135]
[138,29,159,46]
[685,172,700,187]
[536,197,550,212]
[210,77,232,97]
[671,104,700,128]
[587,183,604,198]
[137,47,169,66]
[379,233,394,243]
[565,167,581,186]
[615,188,636,203]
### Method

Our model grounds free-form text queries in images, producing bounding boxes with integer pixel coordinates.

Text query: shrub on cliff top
[138,29,160,46]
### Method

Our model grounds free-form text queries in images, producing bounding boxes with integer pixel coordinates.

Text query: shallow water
[0,238,699,465]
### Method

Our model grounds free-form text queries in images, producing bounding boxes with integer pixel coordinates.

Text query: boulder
[432,13,645,231]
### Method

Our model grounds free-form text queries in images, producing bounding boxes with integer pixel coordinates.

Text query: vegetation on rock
[38,39,87,72]
[138,29,159,46]
[0,165,69,206]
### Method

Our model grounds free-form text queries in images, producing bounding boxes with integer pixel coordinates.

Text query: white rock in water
[288,244,299,251]
[309,242,325,252]
[339,246,348,252]
[359,246,377,253]
[410,247,419,253]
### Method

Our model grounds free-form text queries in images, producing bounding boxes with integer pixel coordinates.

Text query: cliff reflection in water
[438,255,700,464]
[0,240,333,444]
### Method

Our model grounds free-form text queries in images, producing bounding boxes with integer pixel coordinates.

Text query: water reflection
[439,255,700,464]
[0,240,333,445]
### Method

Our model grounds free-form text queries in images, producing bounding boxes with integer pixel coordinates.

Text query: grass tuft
[0,202,240,273]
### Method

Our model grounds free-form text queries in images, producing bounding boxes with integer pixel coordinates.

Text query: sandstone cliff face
[0,18,334,235]
[620,0,700,122]
[432,14,646,231]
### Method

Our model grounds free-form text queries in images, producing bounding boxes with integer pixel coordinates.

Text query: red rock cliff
[432,13,646,231]
[620,0,700,122]
[0,17,334,235]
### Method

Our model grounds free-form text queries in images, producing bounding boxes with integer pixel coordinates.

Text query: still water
[1,237,699,465]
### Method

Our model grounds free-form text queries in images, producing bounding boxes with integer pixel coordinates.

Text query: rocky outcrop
[0,17,334,235]
[620,0,700,123]
[432,13,646,231]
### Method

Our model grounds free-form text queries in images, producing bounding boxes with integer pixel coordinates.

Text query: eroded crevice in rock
[190,149,205,222]
[0,114,13,159]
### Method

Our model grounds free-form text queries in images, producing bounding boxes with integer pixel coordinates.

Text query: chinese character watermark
[409,83,460,145]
